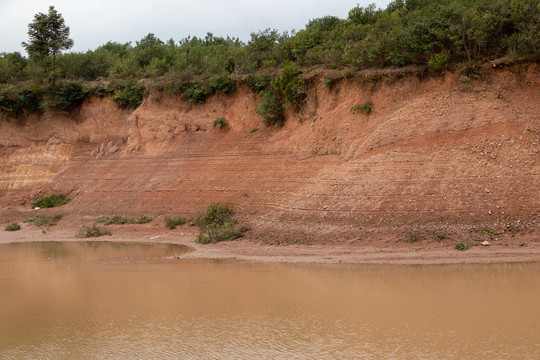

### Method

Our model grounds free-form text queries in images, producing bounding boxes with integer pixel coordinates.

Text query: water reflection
[2,241,189,263]
[0,242,539,359]
[31,241,69,259]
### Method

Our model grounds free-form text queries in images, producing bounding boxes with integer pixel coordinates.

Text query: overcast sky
[1,0,390,55]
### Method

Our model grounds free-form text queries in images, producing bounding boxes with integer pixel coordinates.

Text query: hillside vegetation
[1,0,539,121]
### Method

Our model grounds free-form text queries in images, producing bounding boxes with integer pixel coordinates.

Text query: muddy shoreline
[2,219,539,265]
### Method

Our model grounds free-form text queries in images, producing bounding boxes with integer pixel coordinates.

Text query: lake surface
[1,241,539,359]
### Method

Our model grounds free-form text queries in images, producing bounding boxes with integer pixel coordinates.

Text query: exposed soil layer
[1,63,539,263]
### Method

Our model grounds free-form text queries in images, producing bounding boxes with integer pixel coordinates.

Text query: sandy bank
[1,217,539,265]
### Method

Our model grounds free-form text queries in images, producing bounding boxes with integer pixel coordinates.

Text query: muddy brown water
[0,241,539,359]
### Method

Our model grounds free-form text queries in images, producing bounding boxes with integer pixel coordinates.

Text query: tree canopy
[21,6,73,72]
[1,0,538,118]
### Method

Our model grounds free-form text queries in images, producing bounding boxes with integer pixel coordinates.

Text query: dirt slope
[1,64,539,246]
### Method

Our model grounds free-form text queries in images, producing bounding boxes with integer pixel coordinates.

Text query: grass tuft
[4,223,21,231]
[26,214,63,226]
[403,234,420,243]
[96,215,153,225]
[350,101,373,116]
[31,194,69,208]
[165,216,187,230]
[76,224,112,238]
[134,215,154,224]
[212,116,227,129]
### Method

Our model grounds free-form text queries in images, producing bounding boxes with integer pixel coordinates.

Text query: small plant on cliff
[165,216,187,230]
[321,77,333,87]
[455,242,470,251]
[245,74,272,94]
[256,88,284,126]
[76,224,111,238]
[195,203,247,244]
[212,116,227,129]
[112,82,144,109]
[4,223,21,231]
[183,83,211,104]
[459,76,470,90]
[273,61,306,112]
[403,234,420,243]
[254,62,306,127]
[26,214,63,226]
[350,101,373,116]
[31,193,69,208]
[483,227,497,236]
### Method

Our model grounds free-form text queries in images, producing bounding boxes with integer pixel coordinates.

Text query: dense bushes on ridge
[1,0,538,120]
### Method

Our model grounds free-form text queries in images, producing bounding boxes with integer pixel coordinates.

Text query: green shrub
[483,228,497,236]
[103,215,130,225]
[112,82,144,109]
[46,81,86,111]
[0,86,23,118]
[31,194,69,208]
[245,74,272,94]
[256,89,284,126]
[403,234,419,243]
[254,62,305,127]
[183,83,211,104]
[250,127,258,133]
[19,83,42,112]
[428,53,450,72]
[88,84,116,98]
[196,222,244,244]
[99,215,153,225]
[208,75,236,95]
[321,77,333,87]
[459,76,470,90]
[350,101,373,115]
[2,0,539,88]
[76,224,111,238]
[4,223,21,231]
[165,216,187,229]
[195,203,235,227]
[134,215,153,224]
[212,116,227,129]
[455,243,469,251]
[273,61,306,111]
[26,214,63,226]
[0,84,40,118]
[195,203,247,244]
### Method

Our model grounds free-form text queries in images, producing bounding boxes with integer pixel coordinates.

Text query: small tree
[22,6,73,81]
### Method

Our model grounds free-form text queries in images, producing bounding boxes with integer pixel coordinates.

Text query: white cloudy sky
[1,0,390,54]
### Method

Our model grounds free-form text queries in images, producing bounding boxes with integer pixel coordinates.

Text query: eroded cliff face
[1,64,539,242]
